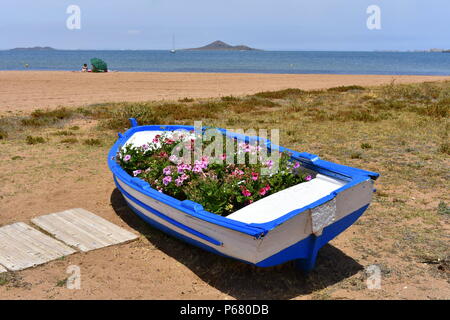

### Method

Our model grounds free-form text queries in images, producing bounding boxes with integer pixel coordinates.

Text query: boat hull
[109,121,379,271]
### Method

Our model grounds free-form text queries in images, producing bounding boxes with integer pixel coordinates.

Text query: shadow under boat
[110,188,363,300]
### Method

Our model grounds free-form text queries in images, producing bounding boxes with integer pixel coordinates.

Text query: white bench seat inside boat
[125,130,166,148]
[226,174,346,224]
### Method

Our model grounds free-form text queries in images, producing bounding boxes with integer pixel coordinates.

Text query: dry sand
[1,71,448,112]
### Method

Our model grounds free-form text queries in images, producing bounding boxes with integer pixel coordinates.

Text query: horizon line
[2,47,448,53]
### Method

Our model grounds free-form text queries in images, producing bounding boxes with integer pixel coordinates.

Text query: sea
[0,50,449,75]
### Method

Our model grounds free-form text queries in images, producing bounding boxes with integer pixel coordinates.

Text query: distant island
[9,46,56,51]
[423,48,450,53]
[184,41,260,51]
[375,48,450,53]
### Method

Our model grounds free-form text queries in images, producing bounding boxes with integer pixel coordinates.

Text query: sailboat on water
[170,35,176,53]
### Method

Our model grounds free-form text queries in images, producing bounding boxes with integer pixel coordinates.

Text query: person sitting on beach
[81,64,88,72]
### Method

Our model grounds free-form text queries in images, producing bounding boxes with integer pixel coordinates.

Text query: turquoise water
[1,50,449,75]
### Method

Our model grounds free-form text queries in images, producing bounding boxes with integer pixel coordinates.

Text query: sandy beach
[1,71,448,112]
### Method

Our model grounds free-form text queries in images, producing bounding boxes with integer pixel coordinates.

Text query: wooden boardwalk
[0,209,138,272]
[0,222,76,271]
[31,208,138,252]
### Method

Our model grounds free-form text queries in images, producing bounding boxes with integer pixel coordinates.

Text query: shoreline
[1,71,448,112]
[2,69,450,76]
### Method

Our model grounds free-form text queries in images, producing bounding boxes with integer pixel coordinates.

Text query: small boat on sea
[108,119,379,271]
[170,35,176,53]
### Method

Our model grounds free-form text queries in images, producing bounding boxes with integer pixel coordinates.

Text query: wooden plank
[0,229,48,266]
[57,213,120,246]
[31,209,138,252]
[64,208,138,246]
[0,223,76,271]
[0,227,55,270]
[9,222,76,258]
[70,208,138,241]
[30,215,99,252]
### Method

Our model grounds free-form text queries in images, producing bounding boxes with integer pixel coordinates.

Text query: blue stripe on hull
[116,177,223,246]
[125,199,247,263]
[117,176,370,271]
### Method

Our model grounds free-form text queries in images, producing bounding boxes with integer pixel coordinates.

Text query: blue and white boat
[108,119,379,271]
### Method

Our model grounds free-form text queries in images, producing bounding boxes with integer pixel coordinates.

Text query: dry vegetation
[0,80,448,299]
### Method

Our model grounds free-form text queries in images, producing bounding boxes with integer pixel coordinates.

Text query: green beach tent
[90,58,108,72]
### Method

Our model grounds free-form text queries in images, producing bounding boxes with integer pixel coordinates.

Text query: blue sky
[0,0,449,50]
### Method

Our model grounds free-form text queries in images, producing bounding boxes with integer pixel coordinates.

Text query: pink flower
[220,154,227,161]
[152,135,161,143]
[133,170,142,177]
[194,157,209,170]
[305,175,312,181]
[251,172,259,181]
[163,176,172,186]
[240,143,251,153]
[165,138,175,144]
[163,167,171,175]
[177,163,192,173]
[232,169,244,176]
[293,162,301,169]
[192,165,203,173]
[177,164,185,173]
[159,151,168,158]
[175,177,184,187]
[123,155,131,162]
[259,184,271,196]
[169,155,178,163]
[241,187,252,197]
[266,160,274,168]
[141,144,149,151]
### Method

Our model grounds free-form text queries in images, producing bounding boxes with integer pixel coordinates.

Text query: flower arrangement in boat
[117,131,313,216]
